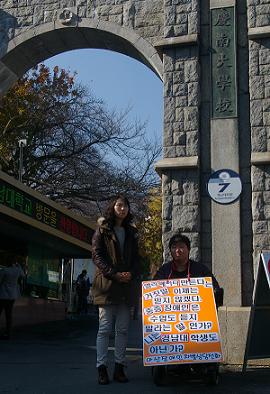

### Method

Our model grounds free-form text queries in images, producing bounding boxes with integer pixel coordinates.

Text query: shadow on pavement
[11,313,99,341]
[3,316,270,393]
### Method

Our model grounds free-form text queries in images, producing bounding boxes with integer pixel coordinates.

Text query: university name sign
[0,178,93,245]
[211,6,237,118]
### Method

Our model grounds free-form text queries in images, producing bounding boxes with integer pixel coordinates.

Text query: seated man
[152,231,223,386]
[154,231,223,307]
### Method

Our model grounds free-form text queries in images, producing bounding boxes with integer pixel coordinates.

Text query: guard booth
[0,170,95,326]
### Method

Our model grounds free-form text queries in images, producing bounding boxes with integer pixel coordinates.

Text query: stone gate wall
[2,0,270,363]
[248,0,270,281]
[0,1,164,47]
[161,0,200,262]
[0,0,270,312]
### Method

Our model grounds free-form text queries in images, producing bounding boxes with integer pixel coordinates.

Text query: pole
[18,139,27,182]
[19,142,23,182]
[67,258,74,314]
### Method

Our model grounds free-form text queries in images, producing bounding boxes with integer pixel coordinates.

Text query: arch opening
[1,20,163,95]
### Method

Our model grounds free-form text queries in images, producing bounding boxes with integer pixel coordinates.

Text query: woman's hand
[114,272,132,283]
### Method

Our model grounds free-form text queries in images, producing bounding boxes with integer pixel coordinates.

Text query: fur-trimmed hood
[97,216,106,226]
[96,216,137,230]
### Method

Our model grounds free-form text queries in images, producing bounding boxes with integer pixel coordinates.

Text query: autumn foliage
[138,189,163,278]
[0,64,78,171]
[0,64,160,215]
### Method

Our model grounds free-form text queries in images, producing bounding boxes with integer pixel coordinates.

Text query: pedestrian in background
[92,195,141,385]
[75,269,91,315]
[0,255,25,339]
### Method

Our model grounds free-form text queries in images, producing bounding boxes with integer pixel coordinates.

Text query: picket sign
[242,252,270,373]
[142,277,223,366]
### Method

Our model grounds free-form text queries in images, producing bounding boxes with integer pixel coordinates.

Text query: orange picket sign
[142,277,223,366]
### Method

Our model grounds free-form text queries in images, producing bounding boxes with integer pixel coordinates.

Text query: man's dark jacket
[91,218,140,306]
[154,260,223,307]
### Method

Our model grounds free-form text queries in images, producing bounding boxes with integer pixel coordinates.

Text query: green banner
[211,7,237,118]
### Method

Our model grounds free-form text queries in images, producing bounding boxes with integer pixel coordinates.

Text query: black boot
[113,363,129,383]
[97,365,109,385]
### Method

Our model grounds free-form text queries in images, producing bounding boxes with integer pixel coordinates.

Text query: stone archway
[1,1,270,364]
[0,18,163,95]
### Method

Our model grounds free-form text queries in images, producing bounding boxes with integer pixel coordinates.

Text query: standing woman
[92,195,140,385]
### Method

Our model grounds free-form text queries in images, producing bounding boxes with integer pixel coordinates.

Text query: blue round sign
[207,169,242,205]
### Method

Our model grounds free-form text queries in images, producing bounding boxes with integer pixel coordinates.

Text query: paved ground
[1,314,270,394]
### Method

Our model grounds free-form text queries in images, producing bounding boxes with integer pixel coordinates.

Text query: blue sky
[44,48,163,144]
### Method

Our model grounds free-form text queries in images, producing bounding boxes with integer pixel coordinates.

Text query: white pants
[96,304,130,368]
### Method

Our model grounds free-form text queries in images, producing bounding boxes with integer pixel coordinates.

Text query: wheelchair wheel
[204,364,219,386]
[152,365,166,386]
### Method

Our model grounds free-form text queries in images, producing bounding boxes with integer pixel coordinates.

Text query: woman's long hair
[104,195,133,227]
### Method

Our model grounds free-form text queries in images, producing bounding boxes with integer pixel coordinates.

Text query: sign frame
[242,252,270,372]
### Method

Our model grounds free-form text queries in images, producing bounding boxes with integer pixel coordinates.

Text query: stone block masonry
[0,0,270,364]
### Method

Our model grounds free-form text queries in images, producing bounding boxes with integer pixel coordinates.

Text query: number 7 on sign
[218,183,230,192]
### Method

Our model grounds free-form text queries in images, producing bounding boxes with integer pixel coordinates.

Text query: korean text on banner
[142,277,223,366]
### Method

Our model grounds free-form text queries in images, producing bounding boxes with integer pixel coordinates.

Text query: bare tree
[0,64,161,217]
